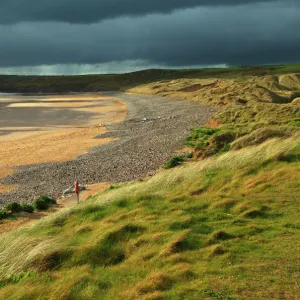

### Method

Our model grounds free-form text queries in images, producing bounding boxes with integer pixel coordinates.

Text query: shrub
[33,198,49,211]
[6,202,22,213]
[0,210,10,220]
[20,204,34,213]
[33,195,56,211]
[164,156,185,169]
[186,152,193,159]
[185,127,220,148]
[39,195,56,205]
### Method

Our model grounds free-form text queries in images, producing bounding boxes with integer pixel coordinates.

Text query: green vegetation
[186,127,234,158]
[0,64,299,299]
[6,202,22,213]
[0,272,36,289]
[33,195,56,211]
[289,119,300,127]
[5,202,34,214]
[20,204,34,213]
[0,210,10,220]
[185,123,300,160]
[0,196,55,222]
[0,132,299,299]
[186,127,220,148]
[0,202,34,222]
[164,155,185,169]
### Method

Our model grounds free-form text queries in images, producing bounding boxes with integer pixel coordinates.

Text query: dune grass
[0,134,299,299]
[0,64,300,299]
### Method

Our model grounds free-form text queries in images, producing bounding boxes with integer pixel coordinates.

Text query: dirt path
[0,183,109,235]
[0,92,217,206]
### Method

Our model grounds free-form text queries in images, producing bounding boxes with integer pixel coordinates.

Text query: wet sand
[1,92,216,207]
[0,93,127,194]
[0,92,216,233]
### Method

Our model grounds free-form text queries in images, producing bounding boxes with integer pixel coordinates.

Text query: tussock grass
[164,155,185,169]
[128,71,300,107]
[0,133,299,299]
[1,65,300,298]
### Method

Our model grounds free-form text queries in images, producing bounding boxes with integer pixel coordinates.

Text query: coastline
[0,93,127,198]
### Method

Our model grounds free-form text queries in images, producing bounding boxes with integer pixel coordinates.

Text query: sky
[0,0,299,75]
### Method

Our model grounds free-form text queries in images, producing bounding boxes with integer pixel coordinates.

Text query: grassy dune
[0,133,299,299]
[128,70,300,106]
[0,65,300,299]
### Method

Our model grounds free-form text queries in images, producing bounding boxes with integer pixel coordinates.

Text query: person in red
[74,180,79,203]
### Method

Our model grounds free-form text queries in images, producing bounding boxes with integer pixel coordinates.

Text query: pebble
[0,92,218,206]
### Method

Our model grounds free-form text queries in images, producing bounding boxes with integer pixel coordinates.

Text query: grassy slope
[0,65,300,299]
[128,68,300,106]
[0,135,299,299]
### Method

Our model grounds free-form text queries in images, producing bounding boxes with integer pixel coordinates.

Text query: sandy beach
[0,93,127,194]
[0,92,216,207]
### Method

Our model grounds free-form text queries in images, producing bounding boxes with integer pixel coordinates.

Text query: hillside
[0,65,300,299]
[0,134,299,299]
[128,73,300,106]
[1,64,300,94]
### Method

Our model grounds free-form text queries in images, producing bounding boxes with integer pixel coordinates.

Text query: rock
[62,185,87,197]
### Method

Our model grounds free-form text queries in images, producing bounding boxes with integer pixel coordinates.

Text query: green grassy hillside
[0,65,300,299]
[0,133,299,299]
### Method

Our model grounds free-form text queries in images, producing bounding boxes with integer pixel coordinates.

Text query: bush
[20,204,34,213]
[6,202,22,213]
[3,202,34,215]
[186,152,193,159]
[185,127,220,148]
[0,210,10,220]
[33,195,56,211]
[164,156,185,169]
[39,195,56,205]
[33,198,49,211]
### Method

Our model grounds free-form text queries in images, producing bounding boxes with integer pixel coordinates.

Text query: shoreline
[0,92,216,234]
[0,92,216,207]
[0,93,127,198]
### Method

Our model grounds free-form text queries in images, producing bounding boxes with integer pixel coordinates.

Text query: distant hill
[0,64,299,299]
[0,64,300,94]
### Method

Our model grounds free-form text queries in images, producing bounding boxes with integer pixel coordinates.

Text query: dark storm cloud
[0,1,299,71]
[1,0,282,24]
